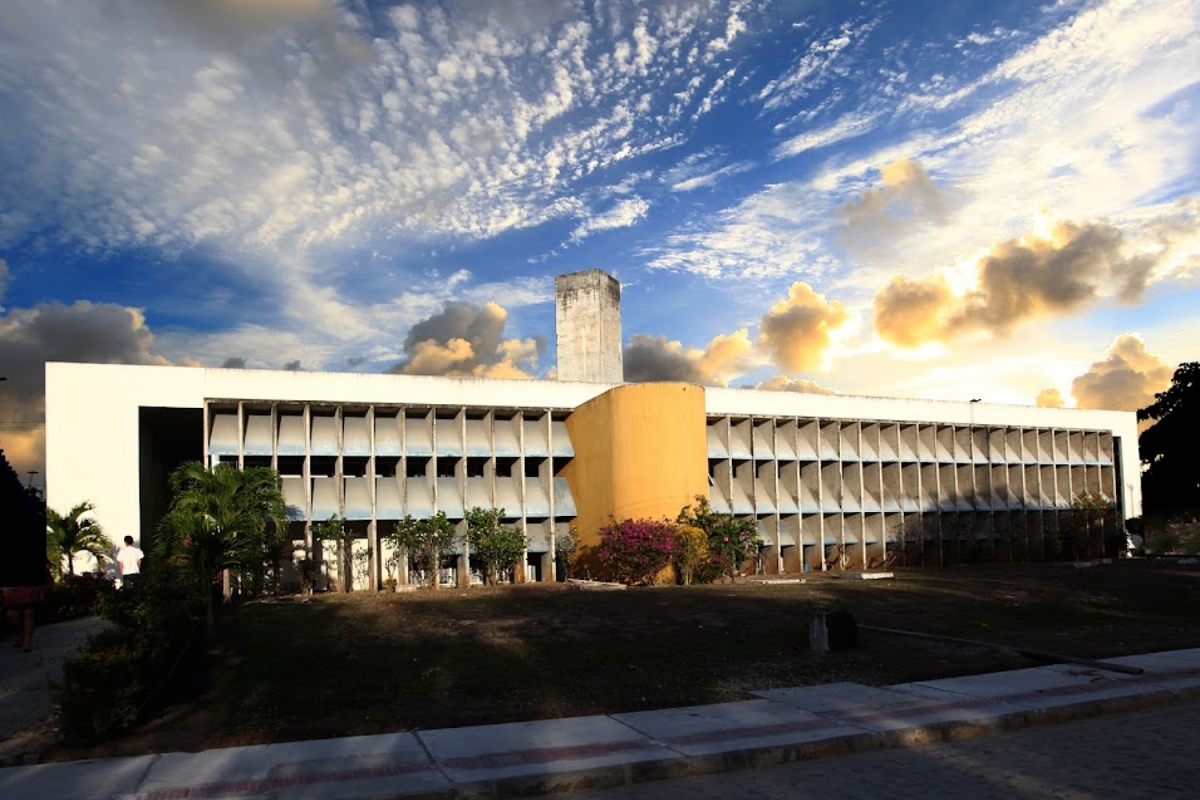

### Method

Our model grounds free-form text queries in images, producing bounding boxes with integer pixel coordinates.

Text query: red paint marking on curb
[75,761,440,800]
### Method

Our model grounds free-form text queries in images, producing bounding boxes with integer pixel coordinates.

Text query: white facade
[45,362,1141,582]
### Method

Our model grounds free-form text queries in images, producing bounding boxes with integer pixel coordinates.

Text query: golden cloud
[874,218,1156,348]
[624,329,753,386]
[1035,388,1066,408]
[1034,335,1173,412]
[389,301,543,380]
[758,282,851,372]
[754,375,838,394]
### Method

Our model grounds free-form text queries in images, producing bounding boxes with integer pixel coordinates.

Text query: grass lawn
[49,560,1200,758]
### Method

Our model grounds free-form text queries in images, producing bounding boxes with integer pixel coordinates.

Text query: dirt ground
[46,559,1200,761]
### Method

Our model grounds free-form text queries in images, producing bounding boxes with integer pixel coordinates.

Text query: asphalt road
[569,699,1200,799]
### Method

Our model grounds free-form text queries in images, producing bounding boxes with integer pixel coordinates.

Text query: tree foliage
[47,500,109,579]
[677,496,759,579]
[155,462,287,627]
[390,512,457,589]
[1060,491,1115,560]
[464,507,527,585]
[1138,362,1199,514]
[313,515,357,592]
[673,525,709,586]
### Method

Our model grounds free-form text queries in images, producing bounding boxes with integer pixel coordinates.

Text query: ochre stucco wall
[560,383,709,579]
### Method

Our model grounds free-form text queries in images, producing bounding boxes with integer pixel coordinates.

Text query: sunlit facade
[45,361,1139,588]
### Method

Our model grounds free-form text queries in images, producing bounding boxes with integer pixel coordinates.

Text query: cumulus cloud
[874,217,1158,348]
[753,375,838,394]
[0,300,181,476]
[387,301,543,379]
[623,329,753,386]
[758,282,852,372]
[1048,334,1174,411]
[220,357,247,369]
[836,158,950,251]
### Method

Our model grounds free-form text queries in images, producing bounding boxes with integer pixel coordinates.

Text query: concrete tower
[555,269,623,383]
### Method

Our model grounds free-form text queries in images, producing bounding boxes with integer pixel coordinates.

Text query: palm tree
[156,462,288,628]
[47,501,110,578]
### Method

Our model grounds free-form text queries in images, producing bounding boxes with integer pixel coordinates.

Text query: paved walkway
[2,646,1199,800]
[0,617,108,764]
[567,698,1200,799]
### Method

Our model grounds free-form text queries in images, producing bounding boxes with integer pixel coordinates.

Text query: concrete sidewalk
[3,647,1200,800]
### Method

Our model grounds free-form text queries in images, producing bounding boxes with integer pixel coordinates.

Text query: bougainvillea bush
[596,517,678,585]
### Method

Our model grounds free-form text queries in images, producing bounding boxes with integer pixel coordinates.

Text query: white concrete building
[45,360,1140,586]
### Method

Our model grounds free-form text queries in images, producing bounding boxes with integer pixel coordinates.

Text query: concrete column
[555,270,623,384]
[782,545,801,573]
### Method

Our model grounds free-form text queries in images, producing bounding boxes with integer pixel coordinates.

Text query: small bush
[390,513,457,589]
[57,628,145,742]
[40,573,117,624]
[596,517,678,585]
[465,507,528,585]
[54,575,204,745]
[677,496,759,580]
[673,526,708,585]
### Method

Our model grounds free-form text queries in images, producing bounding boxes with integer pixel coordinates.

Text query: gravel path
[0,617,108,764]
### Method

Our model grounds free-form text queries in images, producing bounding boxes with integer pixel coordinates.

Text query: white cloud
[645,182,835,279]
[570,197,650,243]
[756,16,879,111]
[781,0,1200,301]
[0,0,754,266]
[773,110,881,159]
[669,162,753,192]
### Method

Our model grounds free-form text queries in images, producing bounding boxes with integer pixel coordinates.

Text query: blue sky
[1,0,1198,481]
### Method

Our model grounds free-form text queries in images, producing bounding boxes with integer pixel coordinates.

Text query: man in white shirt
[116,536,144,588]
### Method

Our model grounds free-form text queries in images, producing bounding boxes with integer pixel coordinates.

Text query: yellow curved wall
[560,383,708,580]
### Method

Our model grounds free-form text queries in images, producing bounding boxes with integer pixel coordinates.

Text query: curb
[407,686,1194,799]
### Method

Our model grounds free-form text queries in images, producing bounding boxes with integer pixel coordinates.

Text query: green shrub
[40,573,117,624]
[390,513,457,589]
[54,574,203,745]
[464,507,528,585]
[673,525,708,585]
[56,628,145,743]
[677,496,759,580]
